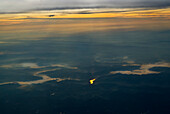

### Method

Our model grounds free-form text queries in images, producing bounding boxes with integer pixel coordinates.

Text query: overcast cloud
[0,0,170,12]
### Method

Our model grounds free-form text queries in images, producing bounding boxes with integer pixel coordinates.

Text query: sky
[0,0,170,26]
[0,0,170,12]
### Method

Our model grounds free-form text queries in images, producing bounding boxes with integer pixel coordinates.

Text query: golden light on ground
[89,79,96,85]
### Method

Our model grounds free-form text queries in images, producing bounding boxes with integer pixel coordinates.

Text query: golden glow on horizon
[0,18,170,40]
[90,79,96,85]
[0,7,170,39]
[0,7,170,21]
[0,7,170,27]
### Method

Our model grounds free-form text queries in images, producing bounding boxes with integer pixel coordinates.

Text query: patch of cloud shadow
[48,15,55,17]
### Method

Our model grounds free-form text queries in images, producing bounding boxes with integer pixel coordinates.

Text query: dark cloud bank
[0,0,170,13]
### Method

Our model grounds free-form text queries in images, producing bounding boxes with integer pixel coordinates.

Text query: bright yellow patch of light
[90,79,96,85]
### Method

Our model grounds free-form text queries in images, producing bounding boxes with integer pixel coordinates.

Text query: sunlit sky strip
[0,7,170,20]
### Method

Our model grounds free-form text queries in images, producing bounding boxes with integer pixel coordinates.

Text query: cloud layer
[0,63,79,86]
[0,0,170,12]
[110,62,170,75]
